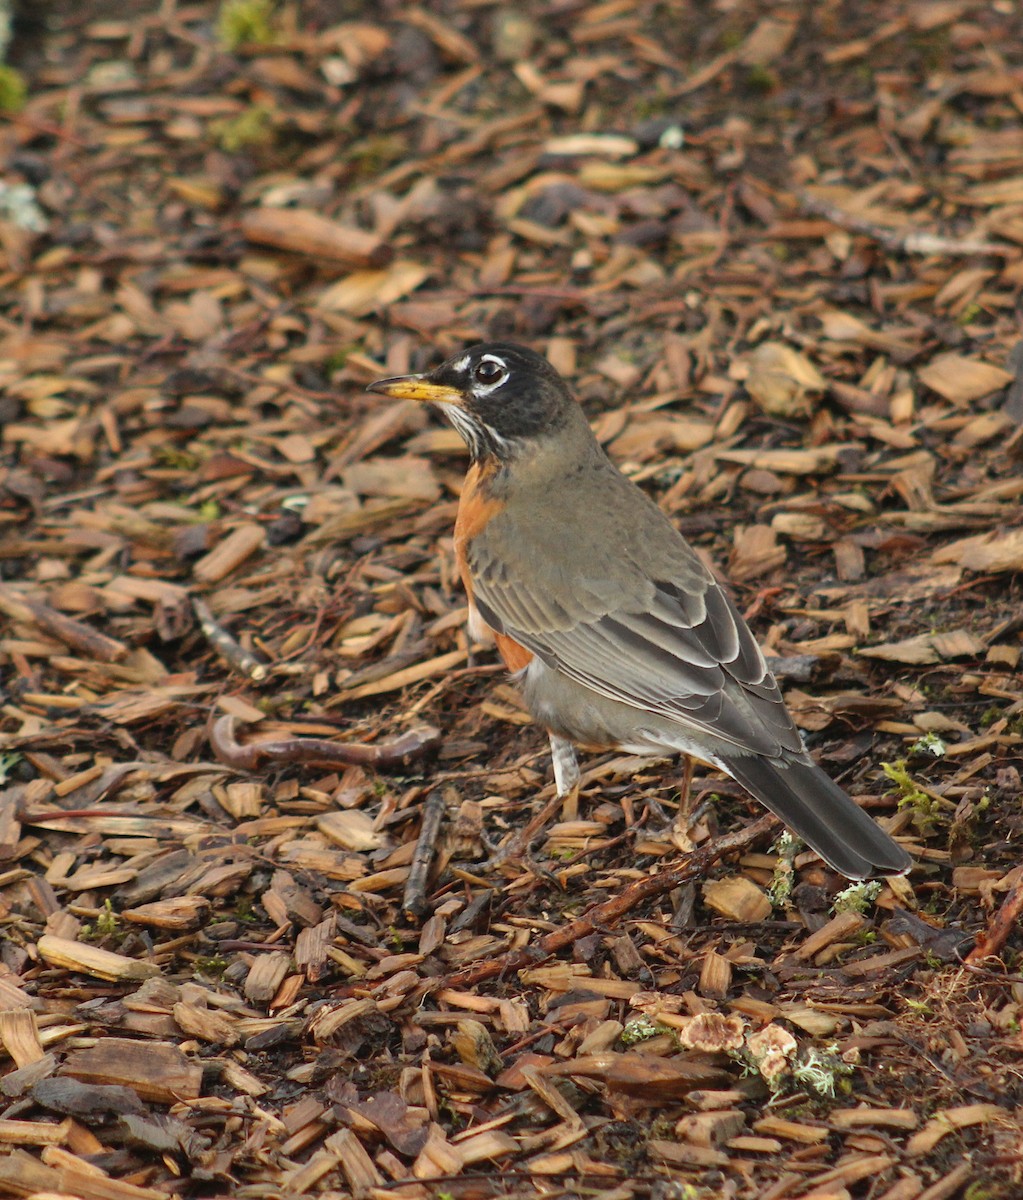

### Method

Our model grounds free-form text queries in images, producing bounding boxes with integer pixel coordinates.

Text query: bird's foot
[483,787,569,871]
[676,755,695,820]
[642,794,675,831]
[482,734,581,875]
[664,755,700,842]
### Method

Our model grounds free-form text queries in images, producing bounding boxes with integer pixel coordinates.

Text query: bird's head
[367,343,574,463]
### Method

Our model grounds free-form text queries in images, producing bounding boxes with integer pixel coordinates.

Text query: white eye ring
[472,355,508,390]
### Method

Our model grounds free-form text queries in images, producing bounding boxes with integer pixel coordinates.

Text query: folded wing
[471,544,804,760]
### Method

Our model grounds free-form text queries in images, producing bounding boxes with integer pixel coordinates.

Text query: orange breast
[492,631,534,674]
[454,461,534,675]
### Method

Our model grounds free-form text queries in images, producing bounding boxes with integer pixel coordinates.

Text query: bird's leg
[677,754,695,821]
[485,734,579,871]
[550,732,580,819]
[669,754,697,846]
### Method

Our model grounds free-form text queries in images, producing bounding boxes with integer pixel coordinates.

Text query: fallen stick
[208,714,441,772]
[0,586,128,663]
[796,188,1013,258]
[422,813,779,995]
[240,208,391,268]
[965,871,1023,965]
[402,788,448,921]
[192,597,269,682]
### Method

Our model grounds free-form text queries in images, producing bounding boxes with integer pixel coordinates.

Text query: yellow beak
[366,375,465,406]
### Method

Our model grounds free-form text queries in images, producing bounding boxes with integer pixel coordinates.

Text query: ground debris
[1,0,1022,1196]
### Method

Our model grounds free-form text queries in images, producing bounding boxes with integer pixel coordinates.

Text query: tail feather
[721,755,911,880]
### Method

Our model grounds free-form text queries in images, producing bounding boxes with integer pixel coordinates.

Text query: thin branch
[402,788,448,921]
[0,586,128,663]
[796,188,1015,257]
[965,873,1023,965]
[422,814,779,995]
[208,714,441,772]
[192,597,270,682]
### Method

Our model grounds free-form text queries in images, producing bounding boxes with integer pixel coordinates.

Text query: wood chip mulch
[1,1,1022,1197]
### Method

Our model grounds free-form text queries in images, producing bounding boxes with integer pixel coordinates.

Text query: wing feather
[471,540,804,758]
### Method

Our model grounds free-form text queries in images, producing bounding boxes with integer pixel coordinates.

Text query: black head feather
[422,343,574,459]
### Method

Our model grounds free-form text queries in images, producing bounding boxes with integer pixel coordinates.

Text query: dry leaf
[610,416,715,460]
[317,810,389,852]
[771,511,830,541]
[316,261,431,315]
[703,876,772,921]
[729,524,787,581]
[737,15,798,65]
[744,341,827,419]
[906,1104,1008,1156]
[542,134,638,158]
[917,354,1014,405]
[343,455,441,501]
[858,635,939,665]
[932,528,1023,572]
[717,446,852,475]
[959,176,1023,206]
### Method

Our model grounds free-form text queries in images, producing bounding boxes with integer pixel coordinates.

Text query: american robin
[368,343,911,880]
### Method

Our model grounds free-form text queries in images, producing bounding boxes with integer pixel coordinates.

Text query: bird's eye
[473,358,507,387]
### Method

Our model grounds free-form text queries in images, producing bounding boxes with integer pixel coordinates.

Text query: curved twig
[965,873,1023,966]
[208,714,441,771]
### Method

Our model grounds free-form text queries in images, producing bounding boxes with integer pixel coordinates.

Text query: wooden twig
[0,586,128,663]
[422,814,779,995]
[239,208,392,269]
[193,524,266,584]
[965,873,1023,965]
[37,934,161,983]
[796,188,1014,258]
[402,788,448,921]
[485,789,566,869]
[208,714,441,772]
[192,597,269,682]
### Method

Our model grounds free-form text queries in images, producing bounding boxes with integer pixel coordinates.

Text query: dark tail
[721,754,911,880]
